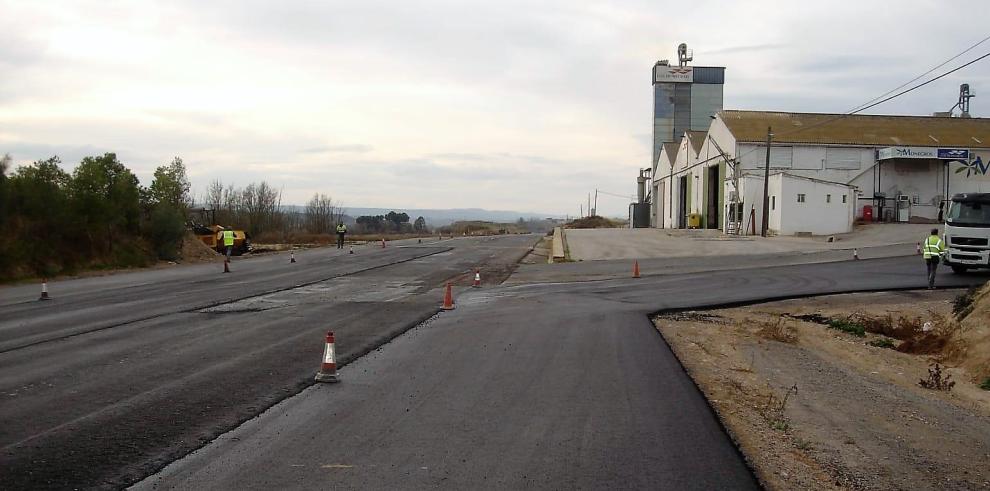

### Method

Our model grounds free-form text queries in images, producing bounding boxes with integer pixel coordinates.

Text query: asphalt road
[135,256,986,490]
[0,235,538,490]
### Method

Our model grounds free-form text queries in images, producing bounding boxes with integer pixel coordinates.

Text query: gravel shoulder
[653,290,990,490]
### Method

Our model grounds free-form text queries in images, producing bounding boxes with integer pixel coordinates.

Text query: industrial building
[631,44,724,228]
[651,110,990,235]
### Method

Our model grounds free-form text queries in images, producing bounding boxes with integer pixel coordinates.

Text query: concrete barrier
[550,227,566,264]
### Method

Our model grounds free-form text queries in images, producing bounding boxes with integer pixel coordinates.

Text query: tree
[305,193,342,234]
[413,216,427,232]
[356,215,386,233]
[71,153,142,254]
[385,211,410,232]
[148,157,191,209]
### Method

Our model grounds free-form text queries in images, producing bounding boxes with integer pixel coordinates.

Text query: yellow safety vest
[223,230,235,247]
[336,224,347,233]
[923,235,944,259]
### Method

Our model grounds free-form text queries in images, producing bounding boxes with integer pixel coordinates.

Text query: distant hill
[283,206,560,227]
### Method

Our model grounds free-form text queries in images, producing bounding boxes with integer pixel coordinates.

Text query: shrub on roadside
[868,338,896,349]
[828,319,866,337]
[953,285,981,320]
[757,316,798,343]
[980,378,990,391]
[149,204,186,261]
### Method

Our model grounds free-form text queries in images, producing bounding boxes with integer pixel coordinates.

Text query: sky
[2,1,989,217]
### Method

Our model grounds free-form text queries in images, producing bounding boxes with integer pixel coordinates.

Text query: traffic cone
[290,251,297,263]
[472,269,481,288]
[39,279,52,301]
[381,238,386,248]
[916,243,921,255]
[442,282,455,310]
[224,259,231,273]
[349,246,354,254]
[633,260,641,278]
[853,249,859,260]
[314,331,339,383]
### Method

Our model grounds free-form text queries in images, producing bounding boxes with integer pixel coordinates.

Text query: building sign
[654,66,694,83]
[953,151,990,179]
[877,146,937,160]
[937,148,969,161]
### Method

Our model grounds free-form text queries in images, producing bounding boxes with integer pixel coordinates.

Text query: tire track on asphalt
[0,247,451,355]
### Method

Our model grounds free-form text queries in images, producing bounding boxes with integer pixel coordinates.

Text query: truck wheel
[950,265,968,274]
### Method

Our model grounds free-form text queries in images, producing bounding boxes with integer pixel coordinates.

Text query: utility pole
[587,193,591,218]
[593,189,598,217]
[580,204,583,218]
[761,126,773,237]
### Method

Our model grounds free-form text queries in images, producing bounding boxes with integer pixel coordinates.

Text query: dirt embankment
[654,290,990,490]
[945,284,990,384]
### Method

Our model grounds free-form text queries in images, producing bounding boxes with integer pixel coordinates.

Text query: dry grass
[756,315,798,343]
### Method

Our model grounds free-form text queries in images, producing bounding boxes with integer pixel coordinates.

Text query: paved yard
[565,224,934,261]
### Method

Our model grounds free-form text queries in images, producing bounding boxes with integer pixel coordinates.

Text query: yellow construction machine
[190,223,252,255]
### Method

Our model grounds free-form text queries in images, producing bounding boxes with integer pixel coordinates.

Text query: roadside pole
[761,126,773,237]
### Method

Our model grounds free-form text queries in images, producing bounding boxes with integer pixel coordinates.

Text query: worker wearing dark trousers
[222,229,235,260]
[923,228,946,290]
[336,223,347,249]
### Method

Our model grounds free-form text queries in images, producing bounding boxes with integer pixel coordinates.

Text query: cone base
[315,371,339,383]
[442,305,455,311]
[38,294,52,301]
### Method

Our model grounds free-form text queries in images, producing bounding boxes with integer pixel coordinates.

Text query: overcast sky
[2,1,988,217]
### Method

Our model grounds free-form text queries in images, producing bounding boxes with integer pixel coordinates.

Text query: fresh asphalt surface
[0,235,536,490]
[3,236,984,489]
[134,254,985,490]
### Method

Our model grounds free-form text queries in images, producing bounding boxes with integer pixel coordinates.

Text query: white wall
[777,175,854,235]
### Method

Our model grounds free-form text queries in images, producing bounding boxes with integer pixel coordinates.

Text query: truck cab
[943,193,990,273]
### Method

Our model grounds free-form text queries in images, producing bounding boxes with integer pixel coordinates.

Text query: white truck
[943,193,990,274]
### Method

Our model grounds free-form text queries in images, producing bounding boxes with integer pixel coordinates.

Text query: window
[772,196,776,210]
[842,194,847,204]
[826,194,832,203]
[797,193,806,203]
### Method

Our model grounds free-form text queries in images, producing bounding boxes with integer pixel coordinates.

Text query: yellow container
[687,213,702,229]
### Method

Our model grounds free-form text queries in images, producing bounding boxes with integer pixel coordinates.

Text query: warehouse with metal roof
[651,110,990,235]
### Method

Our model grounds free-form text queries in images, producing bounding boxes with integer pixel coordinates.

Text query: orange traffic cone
[224,260,231,273]
[853,249,859,260]
[39,279,52,301]
[442,282,455,310]
[349,246,354,254]
[472,269,481,288]
[314,331,339,383]
[381,238,386,248]
[916,243,921,255]
[290,251,297,263]
[633,260,641,278]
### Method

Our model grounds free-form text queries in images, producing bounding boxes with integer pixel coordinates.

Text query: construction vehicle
[189,222,252,255]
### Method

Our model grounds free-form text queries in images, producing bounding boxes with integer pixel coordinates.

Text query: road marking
[321,464,354,469]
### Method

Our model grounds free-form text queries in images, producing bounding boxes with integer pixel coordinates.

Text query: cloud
[300,144,374,154]
[1,1,987,217]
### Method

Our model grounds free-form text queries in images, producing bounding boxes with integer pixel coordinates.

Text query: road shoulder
[653,290,990,490]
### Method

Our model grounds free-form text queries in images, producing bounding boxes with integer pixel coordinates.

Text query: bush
[149,205,186,260]
[980,378,990,391]
[868,338,896,349]
[953,285,982,320]
[828,319,866,337]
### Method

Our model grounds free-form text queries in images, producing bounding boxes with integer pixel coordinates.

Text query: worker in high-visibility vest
[223,229,236,261]
[922,228,946,290]
[336,223,347,249]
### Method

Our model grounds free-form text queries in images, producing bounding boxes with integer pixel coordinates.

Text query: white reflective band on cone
[323,343,336,364]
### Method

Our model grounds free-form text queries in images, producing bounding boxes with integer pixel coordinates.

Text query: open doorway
[706,165,719,229]
[678,175,688,229]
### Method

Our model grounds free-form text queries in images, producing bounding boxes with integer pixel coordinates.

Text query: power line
[850,51,989,114]
[731,50,990,159]
[845,34,990,114]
